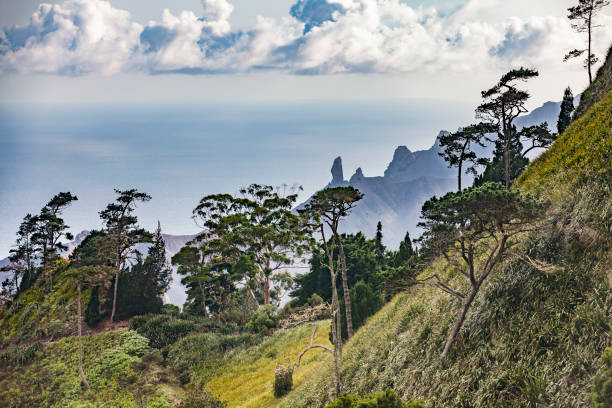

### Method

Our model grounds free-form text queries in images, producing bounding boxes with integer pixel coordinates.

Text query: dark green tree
[394,231,415,266]
[335,280,383,341]
[417,182,544,357]
[374,221,385,265]
[115,225,173,320]
[1,214,39,294]
[558,87,575,133]
[477,68,539,189]
[99,189,152,323]
[564,0,611,84]
[438,123,495,191]
[474,126,529,187]
[33,192,78,291]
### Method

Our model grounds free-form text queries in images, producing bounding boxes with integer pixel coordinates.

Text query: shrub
[0,342,43,367]
[591,346,612,408]
[177,389,226,408]
[246,304,278,333]
[325,389,425,408]
[274,365,293,398]
[333,281,383,342]
[129,314,199,349]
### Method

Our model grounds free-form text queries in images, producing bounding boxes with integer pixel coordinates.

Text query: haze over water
[0,99,473,257]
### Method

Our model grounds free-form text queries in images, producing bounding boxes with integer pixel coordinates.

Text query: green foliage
[0,342,43,367]
[274,365,294,398]
[246,304,278,333]
[591,346,612,408]
[325,389,424,408]
[557,86,575,134]
[84,285,100,326]
[129,313,200,349]
[167,331,262,385]
[474,128,529,188]
[335,281,383,341]
[177,389,227,408]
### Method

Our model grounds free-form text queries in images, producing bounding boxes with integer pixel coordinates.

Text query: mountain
[301,97,572,248]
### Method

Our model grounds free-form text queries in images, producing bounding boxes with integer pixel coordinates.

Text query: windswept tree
[438,123,495,191]
[564,0,611,84]
[477,68,539,189]
[303,187,363,339]
[1,214,39,295]
[191,184,310,306]
[34,192,78,291]
[417,182,544,357]
[558,87,575,134]
[99,189,152,323]
[517,122,557,158]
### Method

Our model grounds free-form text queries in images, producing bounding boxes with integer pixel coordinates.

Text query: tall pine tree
[558,87,575,134]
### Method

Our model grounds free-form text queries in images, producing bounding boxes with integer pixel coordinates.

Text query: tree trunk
[263,276,271,305]
[504,137,510,189]
[110,268,119,324]
[458,160,462,191]
[335,233,354,339]
[441,287,478,358]
[77,283,91,390]
[331,274,342,395]
[588,13,593,84]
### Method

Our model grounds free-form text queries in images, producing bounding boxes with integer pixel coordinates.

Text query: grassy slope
[281,94,612,406]
[205,320,332,407]
[0,329,173,408]
[573,44,612,119]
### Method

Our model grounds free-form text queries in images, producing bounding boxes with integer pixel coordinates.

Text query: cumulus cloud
[0,0,611,76]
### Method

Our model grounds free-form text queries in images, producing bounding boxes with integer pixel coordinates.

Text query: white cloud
[0,0,610,76]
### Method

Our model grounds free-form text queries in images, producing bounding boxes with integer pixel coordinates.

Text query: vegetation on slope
[0,329,173,408]
[573,44,612,118]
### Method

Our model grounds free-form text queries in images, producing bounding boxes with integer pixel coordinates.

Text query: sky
[0,0,611,256]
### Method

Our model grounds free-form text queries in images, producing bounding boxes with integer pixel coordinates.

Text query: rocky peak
[383,146,415,179]
[349,167,364,183]
[330,156,344,186]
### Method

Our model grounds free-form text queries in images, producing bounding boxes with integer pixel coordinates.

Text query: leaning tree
[417,182,545,357]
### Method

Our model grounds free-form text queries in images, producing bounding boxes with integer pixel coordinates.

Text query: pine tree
[395,232,415,266]
[558,87,575,134]
[564,0,611,84]
[374,221,384,265]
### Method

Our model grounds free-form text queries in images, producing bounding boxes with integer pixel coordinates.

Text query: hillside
[280,99,612,405]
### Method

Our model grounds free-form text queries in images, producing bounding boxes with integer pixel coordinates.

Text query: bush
[177,389,226,408]
[0,342,43,367]
[274,365,293,398]
[246,304,278,333]
[325,389,425,408]
[333,281,383,342]
[129,314,199,349]
[591,346,612,408]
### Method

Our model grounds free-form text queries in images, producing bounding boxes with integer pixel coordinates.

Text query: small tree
[477,68,539,189]
[517,122,556,158]
[99,189,152,323]
[438,123,495,191]
[564,0,611,84]
[374,221,385,265]
[417,182,544,357]
[394,231,415,266]
[558,87,575,133]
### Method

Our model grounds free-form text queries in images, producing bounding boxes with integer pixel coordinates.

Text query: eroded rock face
[331,156,344,186]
